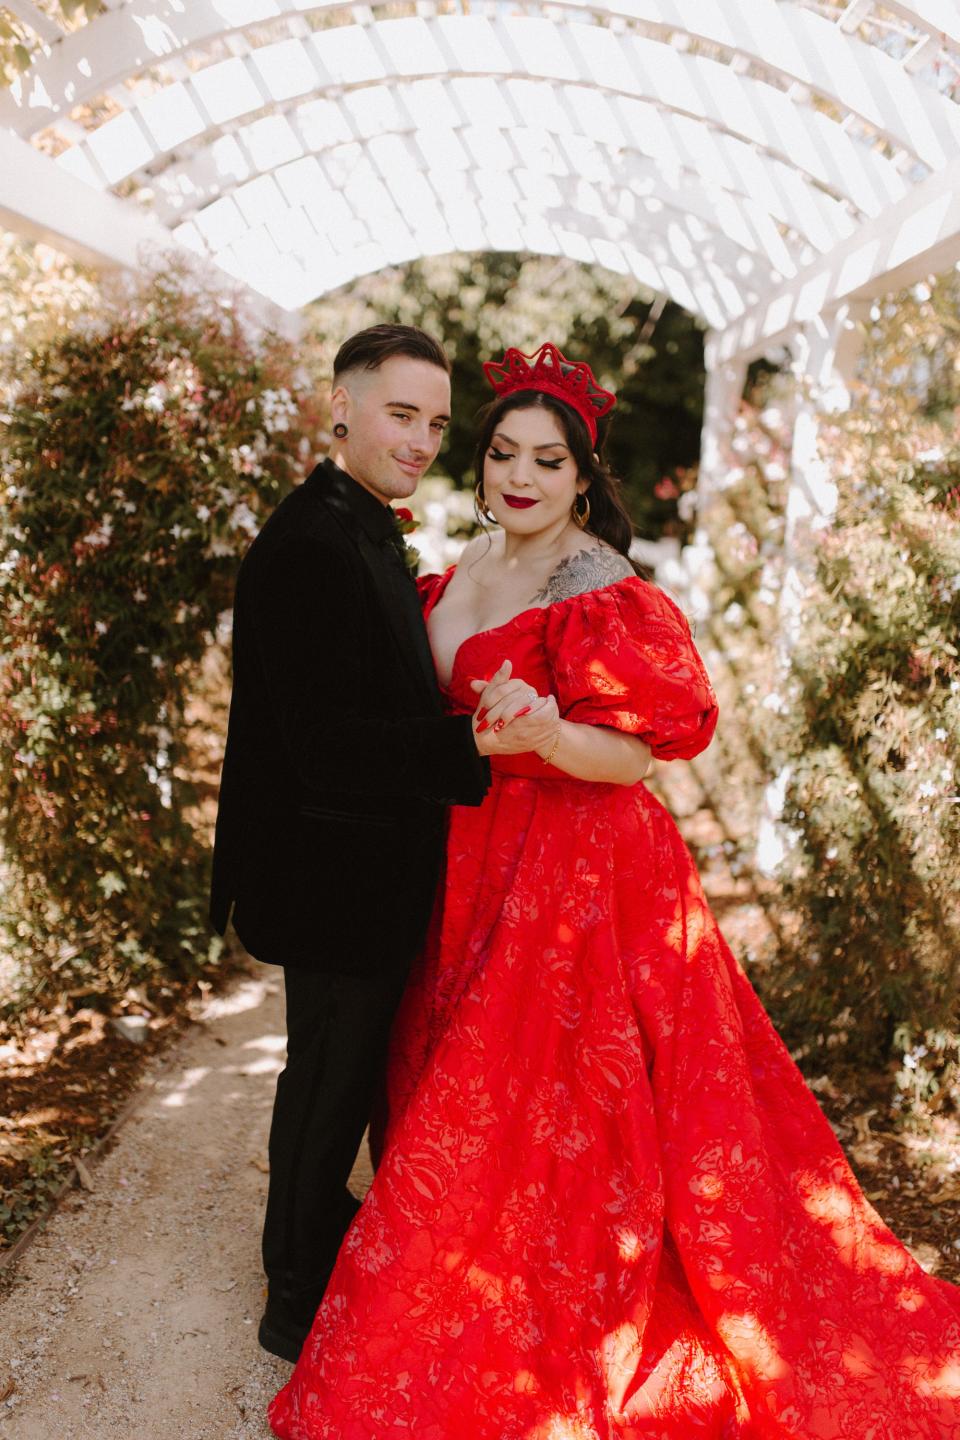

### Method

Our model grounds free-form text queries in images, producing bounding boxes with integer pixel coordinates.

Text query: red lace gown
[269,572,960,1440]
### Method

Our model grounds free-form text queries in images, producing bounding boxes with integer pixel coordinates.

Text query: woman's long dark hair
[473,390,642,574]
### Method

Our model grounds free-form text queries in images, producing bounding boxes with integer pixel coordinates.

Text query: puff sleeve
[546,578,719,761]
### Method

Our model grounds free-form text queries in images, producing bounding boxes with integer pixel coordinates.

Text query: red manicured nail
[515,706,532,718]
[476,720,489,733]
[476,707,489,722]
[493,719,506,732]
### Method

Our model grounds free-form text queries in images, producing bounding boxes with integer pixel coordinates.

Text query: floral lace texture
[269,574,960,1440]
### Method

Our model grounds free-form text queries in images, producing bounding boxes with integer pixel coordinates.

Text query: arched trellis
[4,0,959,330]
[2,0,960,568]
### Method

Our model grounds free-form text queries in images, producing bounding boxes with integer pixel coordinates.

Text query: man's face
[331,356,451,504]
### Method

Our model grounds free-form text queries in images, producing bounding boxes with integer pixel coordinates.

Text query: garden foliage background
[701,283,960,1115]
[1,236,958,1128]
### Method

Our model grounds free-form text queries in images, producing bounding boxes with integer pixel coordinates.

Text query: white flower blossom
[142,383,168,413]
[228,502,258,536]
[81,517,114,548]
[677,491,697,522]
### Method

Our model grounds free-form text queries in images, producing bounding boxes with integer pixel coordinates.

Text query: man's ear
[331,382,351,430]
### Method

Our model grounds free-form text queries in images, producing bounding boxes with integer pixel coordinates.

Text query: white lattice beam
[0,126,179,269]
[49,19,902,227]
[143,87,827,273]
[6,0,960,175]
[879,1,960,52]
[3,0,63,44]
[199,200,729,320]
[2,0,958,332]
[707,154,960,365]
[0,126,292,330]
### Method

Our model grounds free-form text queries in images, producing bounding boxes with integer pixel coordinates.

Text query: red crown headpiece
[482,342,616,445]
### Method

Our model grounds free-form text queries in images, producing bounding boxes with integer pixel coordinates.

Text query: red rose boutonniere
[391,506,421,576]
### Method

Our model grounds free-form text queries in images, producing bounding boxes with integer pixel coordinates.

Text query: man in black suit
[210,325,549,1362]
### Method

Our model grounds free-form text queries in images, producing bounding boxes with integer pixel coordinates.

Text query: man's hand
[470,661,560,756]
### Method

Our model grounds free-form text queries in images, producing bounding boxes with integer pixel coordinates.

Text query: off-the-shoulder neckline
[424,563,646,625]
[424,566,649,690]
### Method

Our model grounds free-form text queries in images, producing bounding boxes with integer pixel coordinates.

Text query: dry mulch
[0,958,244,1255]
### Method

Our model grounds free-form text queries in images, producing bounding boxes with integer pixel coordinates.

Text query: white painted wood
[0,0,957,338]
[709,155,960,364]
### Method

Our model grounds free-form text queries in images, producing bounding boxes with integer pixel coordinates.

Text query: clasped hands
[470,660,560,759]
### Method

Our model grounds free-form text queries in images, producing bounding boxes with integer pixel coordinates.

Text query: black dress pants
[261,963,408,1327]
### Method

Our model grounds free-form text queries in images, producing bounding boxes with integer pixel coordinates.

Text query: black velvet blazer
[209,459,490,973]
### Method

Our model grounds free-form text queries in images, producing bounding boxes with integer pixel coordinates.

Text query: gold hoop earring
[474,481,495,524]
[572,492,591,529]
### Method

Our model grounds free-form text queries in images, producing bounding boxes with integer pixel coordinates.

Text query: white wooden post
[680,347,748,621]
[756,301,867,872]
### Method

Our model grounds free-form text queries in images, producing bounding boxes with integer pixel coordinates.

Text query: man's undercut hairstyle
[333,325,451,383]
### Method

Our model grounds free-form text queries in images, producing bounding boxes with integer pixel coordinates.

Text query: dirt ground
[0,969,371,1439]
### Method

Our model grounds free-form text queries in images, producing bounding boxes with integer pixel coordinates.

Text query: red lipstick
[503,496,539,509]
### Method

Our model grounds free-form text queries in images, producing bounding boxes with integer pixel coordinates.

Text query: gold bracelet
[540,725,562,766]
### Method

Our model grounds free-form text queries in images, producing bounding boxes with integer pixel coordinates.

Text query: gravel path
[0,965,372,1439]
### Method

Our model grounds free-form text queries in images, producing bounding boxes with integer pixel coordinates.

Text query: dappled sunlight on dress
[269,573,960,1440]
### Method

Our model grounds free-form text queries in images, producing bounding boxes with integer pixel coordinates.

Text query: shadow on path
[0,965,369,1439]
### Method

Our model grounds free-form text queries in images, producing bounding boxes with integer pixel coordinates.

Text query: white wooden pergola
[2,0,960,535]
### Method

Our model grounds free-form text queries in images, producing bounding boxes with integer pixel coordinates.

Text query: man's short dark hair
[333,324,450,382]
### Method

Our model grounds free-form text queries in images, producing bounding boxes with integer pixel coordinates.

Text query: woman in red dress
[269,345,960,1439]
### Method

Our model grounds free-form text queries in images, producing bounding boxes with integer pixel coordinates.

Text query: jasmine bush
[0,267,313,1016]
[702,281,960,1105]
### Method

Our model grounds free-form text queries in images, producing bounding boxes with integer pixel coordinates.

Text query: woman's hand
[470,662,559,756]
[470,662,652,781]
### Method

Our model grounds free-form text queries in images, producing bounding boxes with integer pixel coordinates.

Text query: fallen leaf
[250,1158,269,1174]
[74,1157,94,1191]
[0,1379,16,1402]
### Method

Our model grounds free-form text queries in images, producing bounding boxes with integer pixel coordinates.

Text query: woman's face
[481,405,586,535]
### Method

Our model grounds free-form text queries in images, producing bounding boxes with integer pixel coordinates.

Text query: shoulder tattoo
[531,546,634,604]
